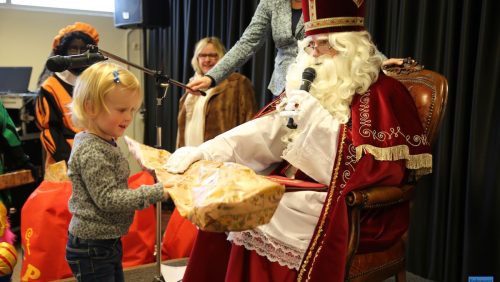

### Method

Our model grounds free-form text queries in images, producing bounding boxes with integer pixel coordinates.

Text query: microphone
[300,67,316,91]
[46,52,107,72]
[287,67,316,129]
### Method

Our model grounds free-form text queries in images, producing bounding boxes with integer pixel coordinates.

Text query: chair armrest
[346,184,415,209]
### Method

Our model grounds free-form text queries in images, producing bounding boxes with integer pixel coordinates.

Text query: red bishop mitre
[302,0,366,36]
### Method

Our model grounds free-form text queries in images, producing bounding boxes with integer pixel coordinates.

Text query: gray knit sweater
[67,132,164,239]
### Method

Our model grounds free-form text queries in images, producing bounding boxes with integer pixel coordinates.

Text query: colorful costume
[180,72,432,282]
[36,75,79,167]
[35,22,99,168]
[0,203,17,281]
[0,101,29,174]
[0,101,31,213]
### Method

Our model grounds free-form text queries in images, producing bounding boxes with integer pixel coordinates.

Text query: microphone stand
[88,45,197,282]
[91,45,202,95]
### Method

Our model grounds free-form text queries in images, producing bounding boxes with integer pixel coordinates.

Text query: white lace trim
[227,229,306,270]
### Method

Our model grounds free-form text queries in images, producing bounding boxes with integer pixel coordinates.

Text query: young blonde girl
[66,62,169,281]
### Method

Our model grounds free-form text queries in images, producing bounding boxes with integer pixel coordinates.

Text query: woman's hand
[382,58,405,66]
[186,76,212,95]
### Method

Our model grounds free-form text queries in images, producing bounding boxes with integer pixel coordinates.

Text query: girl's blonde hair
[191,37,226,75]
[71,61,141,129]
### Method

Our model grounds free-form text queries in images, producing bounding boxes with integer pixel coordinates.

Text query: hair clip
[113,70,120,83]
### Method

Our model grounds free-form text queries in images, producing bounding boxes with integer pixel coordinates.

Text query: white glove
[279,89,310,117]
[286,89,309,99]
[164,146,205,174]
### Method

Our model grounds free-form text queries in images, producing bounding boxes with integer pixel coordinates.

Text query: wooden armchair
[345,59,448,281]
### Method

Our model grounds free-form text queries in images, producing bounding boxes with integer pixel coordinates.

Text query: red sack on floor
[20,171,157,281]
[20,180,73,281]
[161,208,198,260]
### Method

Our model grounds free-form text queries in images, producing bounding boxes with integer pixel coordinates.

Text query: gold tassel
[355,144,432,173]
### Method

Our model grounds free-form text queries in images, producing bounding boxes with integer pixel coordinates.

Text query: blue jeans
[66,233,124,282]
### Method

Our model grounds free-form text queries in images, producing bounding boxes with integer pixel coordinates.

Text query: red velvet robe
[181,72,431,282]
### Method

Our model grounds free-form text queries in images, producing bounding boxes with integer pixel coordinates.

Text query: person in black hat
[35,22,99,168]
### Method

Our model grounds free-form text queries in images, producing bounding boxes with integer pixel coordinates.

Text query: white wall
[0,6,145,174]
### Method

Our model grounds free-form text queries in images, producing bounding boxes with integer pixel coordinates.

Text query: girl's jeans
[66,233,124,282]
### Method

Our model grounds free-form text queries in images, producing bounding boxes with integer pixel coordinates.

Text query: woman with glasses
[186,0,305,97]
[161,37,257,261]
[177,37,257,148]
[35,22,99,168]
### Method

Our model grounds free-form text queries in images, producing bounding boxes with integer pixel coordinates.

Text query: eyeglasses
[303,41,333,55]
[198,53,219,59]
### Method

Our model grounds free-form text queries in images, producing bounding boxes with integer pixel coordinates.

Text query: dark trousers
[66,233,124,282]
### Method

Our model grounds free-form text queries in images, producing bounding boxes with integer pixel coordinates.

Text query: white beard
[279,32,382,149]
[285,53,358,124]
[277,54,353,148]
